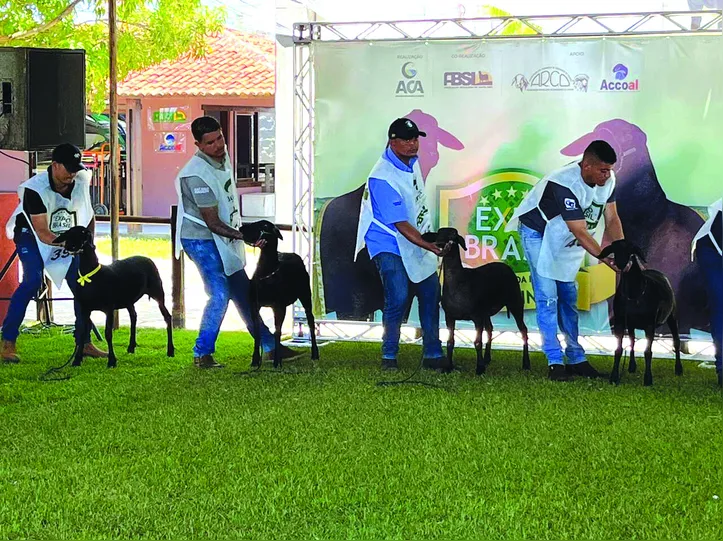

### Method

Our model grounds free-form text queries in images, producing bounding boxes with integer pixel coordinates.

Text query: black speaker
[0,47,85,151]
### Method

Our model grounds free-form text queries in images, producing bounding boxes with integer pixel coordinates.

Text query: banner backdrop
[313,36,723,338]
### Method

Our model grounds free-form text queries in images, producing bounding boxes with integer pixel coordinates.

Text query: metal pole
[109,0,120,263]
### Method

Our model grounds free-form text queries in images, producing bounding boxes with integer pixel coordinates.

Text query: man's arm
[30,214,59,245]
[198,206,244,241]
[566,220,619,271]
[603,201,624,241]
[395,221,443,256]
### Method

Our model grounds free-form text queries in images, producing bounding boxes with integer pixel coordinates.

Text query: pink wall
[0,151,30,195]
[128,96,273,217]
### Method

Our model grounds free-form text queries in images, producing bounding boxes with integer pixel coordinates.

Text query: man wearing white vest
[175,116,299,369]
[1,143,107,363]
[691,199,722,386]
[355,118,448,371]
[506,140,624,381]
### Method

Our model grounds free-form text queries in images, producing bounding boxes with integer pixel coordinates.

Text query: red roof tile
[119,29,275,98]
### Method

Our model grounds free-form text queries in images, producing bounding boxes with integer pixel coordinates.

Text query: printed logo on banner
[511,67,589,92]
[443,70,493,88]
[600,63,640,91]
[396,56,425,97]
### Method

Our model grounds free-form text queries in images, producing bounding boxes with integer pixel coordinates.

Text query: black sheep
[598,239,682,386]
[241,220,319,369]
[423,227,530,375]
[53,226,174,368]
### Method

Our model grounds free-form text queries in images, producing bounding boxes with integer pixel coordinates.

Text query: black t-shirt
[519,182,617,234]
[14,167,74,236]
[698,211,722,254]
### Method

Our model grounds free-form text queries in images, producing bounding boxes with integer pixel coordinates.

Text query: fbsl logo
[600,63,639,91]
[396,62,424,97]
[443,71,493,88]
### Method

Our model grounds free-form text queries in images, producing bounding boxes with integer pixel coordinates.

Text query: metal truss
[294,10,722,43]
[290,11,721,357]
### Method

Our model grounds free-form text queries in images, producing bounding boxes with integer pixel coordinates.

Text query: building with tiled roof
[119,30,275,99]
[119,29,276,217]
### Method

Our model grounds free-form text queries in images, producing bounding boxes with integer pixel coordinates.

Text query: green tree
[0,1,226,111]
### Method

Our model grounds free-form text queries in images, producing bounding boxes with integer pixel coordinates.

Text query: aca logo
[396,61,425,97]
[600,63,639,91]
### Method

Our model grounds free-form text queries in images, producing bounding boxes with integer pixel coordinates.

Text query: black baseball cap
[388,118,427,140]
[51,143,86,172]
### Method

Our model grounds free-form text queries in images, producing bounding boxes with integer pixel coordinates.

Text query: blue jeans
[1,228,90,343]
[181,238,274,357]
[372,252,443,360]
[697,244,722,373]
[518,223,586,366]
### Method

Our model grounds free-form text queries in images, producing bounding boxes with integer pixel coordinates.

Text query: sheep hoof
[127,346,136,354]
[609,374,619,385]
[167,347,175,358]
[71,360,82,367]
[107,361,117,369]
[644,374,653,386]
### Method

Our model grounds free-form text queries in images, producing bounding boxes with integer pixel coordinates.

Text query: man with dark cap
[692,199,722,386]
[2,143,107,362]
[355,118,448,371]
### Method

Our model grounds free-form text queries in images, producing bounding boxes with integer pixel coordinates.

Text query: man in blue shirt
[355,118,447,371]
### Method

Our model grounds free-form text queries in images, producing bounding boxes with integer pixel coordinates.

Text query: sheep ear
[456,234,467,251]
[275,227,283,240]
[421,232,437,243]
[598,244,614,260]
[633,244,646,263]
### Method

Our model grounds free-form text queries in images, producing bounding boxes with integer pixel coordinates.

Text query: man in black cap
[354,118,448,371]
[1,143,107,363]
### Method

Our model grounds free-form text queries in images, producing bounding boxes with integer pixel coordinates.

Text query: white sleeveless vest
[691,199,722,259]
[355,155,438,283]
[174,151,245,276]
[506,162,616,282]
[5,169,94,287]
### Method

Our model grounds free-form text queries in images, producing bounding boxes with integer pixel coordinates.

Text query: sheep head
[422,227,466,255]
[598,239,646,272]
[53,226,94,254]
[240,220,283,246]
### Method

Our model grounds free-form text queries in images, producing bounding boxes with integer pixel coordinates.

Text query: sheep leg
[299,287,319,361]
[157,301,175,357]
[105,310,117,369]
[667,314,683,377]
[474,322,485,375]
[445,316,455,373]
[272,306,286,370]
[127,305,137,354]
[483,318,494,368]
[628,328,636,373]
[610,326,624,385]
[643,326,654,387]
[250,286,262,368]
[511,310,531,371]
[72,311,88,367]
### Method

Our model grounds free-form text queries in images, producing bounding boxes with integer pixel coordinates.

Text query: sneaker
[565,361,605,379]
[381,358,399,371]
[422,357,446,370]
[1,340,20,363]
[263,345,304,363]
[549,364,574,382]
[194,354,225,369]
[83,342,108,358]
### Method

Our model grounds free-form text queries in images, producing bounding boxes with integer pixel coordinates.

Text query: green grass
[93,236,258,260]
[1,328,721,540]
[94,236,172,260]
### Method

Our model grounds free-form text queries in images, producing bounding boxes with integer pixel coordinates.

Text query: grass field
[93,236,257,261]
[1,328,721,540]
